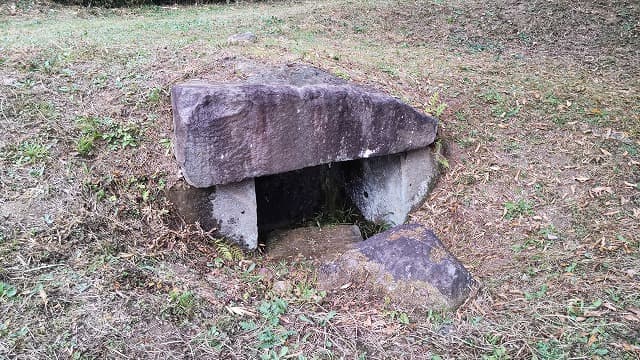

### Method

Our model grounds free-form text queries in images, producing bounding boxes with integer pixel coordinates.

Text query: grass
[1,0,639,358]
[14,140,50,165]
[503,199,534,220]
[165,289,197,318]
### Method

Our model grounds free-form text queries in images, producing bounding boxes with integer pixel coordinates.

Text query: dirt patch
[266,225,363,262]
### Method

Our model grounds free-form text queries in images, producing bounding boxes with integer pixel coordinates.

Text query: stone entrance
[169,64,439,249]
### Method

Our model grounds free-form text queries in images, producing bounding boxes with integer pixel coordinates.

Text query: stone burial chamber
[170,64,439,250]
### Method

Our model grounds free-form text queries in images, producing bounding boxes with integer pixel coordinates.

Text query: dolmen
[170,64,476,310]
[170,64,439,250]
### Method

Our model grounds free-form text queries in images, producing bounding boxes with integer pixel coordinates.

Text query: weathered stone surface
[227,32,257,45]
[318,224,474,310]
[266,225,363,262]
[166,181,217,228]
[172,81,438,187]
[167,179,258,249]
[347,147,438,226]
[170,64,441,250]
[210,179,258,249]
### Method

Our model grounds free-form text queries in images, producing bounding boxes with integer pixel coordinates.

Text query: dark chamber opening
[254,160,364,241]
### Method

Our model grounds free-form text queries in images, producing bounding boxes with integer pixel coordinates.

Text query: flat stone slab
[348,147,438,226]
[167,179,257,249]
[318,224,474,310]
[266,225,363,262]
[172,79,438,187]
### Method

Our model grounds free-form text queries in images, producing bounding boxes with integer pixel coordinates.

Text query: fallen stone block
[317,224,474,310]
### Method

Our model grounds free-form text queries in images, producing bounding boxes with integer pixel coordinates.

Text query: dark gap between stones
[255,159,386,248]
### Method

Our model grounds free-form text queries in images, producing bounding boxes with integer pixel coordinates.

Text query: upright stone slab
[167,179,257,249]
[172,82,437,187]
[348,147,438,226]
[210,179,258,249]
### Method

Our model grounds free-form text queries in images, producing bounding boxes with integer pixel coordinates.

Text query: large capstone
[317,224,474,310]
[172,82,437,187]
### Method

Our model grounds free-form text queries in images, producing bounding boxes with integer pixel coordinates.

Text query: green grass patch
[12,140,50,165]
[503,199,534,220]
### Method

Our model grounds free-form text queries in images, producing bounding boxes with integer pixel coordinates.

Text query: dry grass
[1,0,639,359]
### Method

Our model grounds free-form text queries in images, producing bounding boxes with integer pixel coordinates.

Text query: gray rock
[227,32,257,45]
[171,82,438,187]
[167,179,258,249]
[272,280,292,295]
[317,224,474,310]
[1,77,17,86]
[210,179,258,249]
[348,147,438,226]
[166,181,217,229]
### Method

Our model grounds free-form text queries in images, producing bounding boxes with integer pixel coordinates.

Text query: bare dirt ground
[1,0,639,359]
